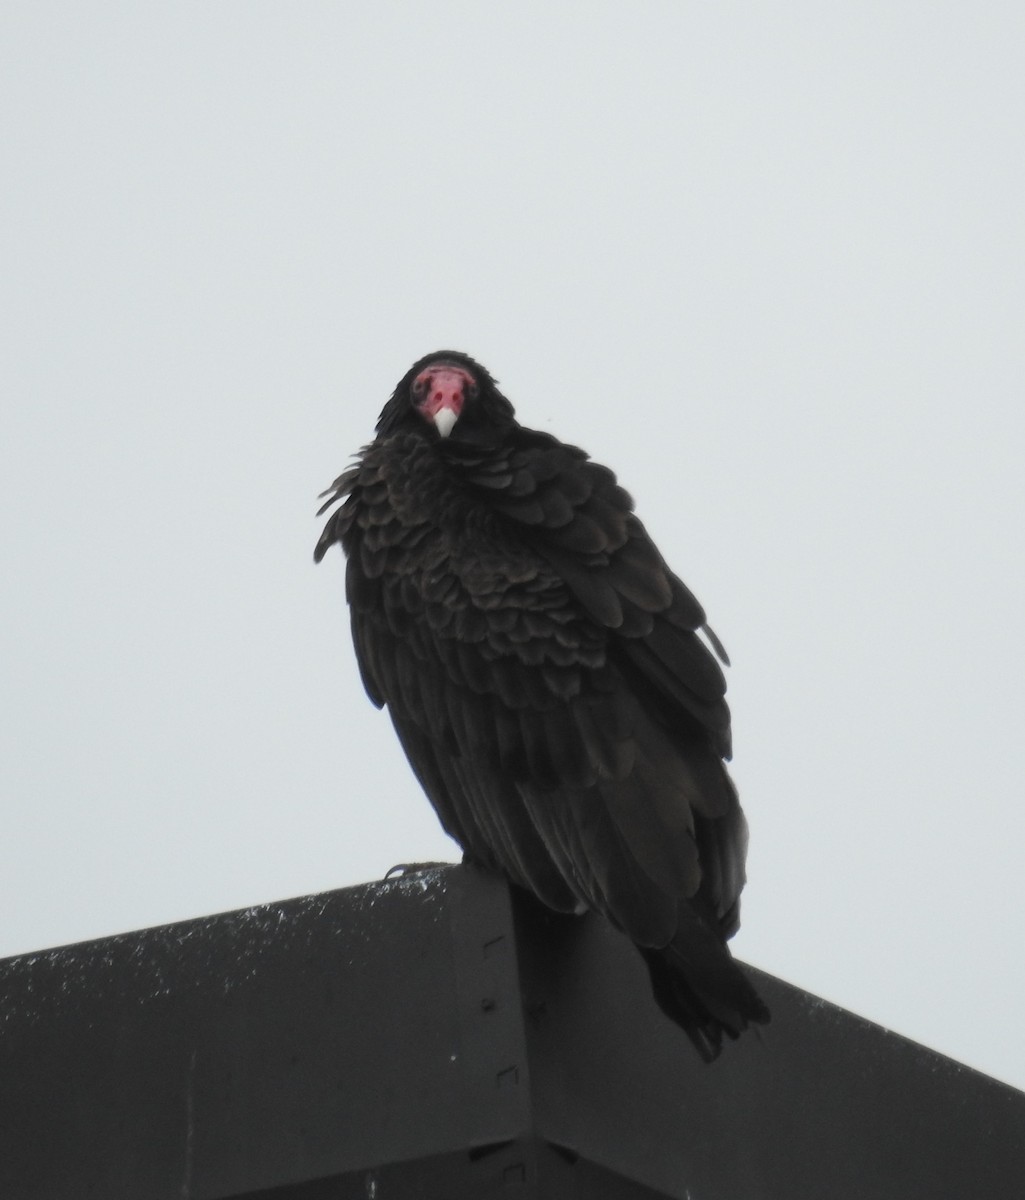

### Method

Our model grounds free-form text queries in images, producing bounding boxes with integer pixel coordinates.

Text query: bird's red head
[410,361,479,438]
[374,351,514,441]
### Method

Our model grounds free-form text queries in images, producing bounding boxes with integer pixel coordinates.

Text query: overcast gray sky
[2,3,1023,1091]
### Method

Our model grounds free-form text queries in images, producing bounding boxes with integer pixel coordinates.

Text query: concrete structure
[1,864,1021,1198]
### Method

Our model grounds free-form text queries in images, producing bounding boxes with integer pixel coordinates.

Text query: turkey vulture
[315,350,768,1058]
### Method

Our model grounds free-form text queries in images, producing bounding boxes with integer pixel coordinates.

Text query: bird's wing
[458,432,748,934]
[472,433,733,746]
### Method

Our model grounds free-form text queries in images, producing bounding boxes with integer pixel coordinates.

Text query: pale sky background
[2,4,1023,1091]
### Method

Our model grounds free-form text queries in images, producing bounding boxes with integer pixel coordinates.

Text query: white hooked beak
[432,406,459,439]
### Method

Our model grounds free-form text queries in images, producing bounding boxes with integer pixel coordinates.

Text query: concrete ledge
[0,864,1021,1198]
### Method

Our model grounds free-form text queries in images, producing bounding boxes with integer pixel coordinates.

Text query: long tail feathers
[640,929,770,1062]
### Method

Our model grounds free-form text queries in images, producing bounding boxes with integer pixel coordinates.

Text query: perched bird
[315,351,768,1058]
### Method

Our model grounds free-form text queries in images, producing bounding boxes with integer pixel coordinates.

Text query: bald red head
[411,362,478,437]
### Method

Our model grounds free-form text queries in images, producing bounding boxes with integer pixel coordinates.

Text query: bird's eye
[411,375,428,397]
[466,380,479,399]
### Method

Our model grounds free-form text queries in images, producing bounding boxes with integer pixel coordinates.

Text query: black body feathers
[316,351,768,1059]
